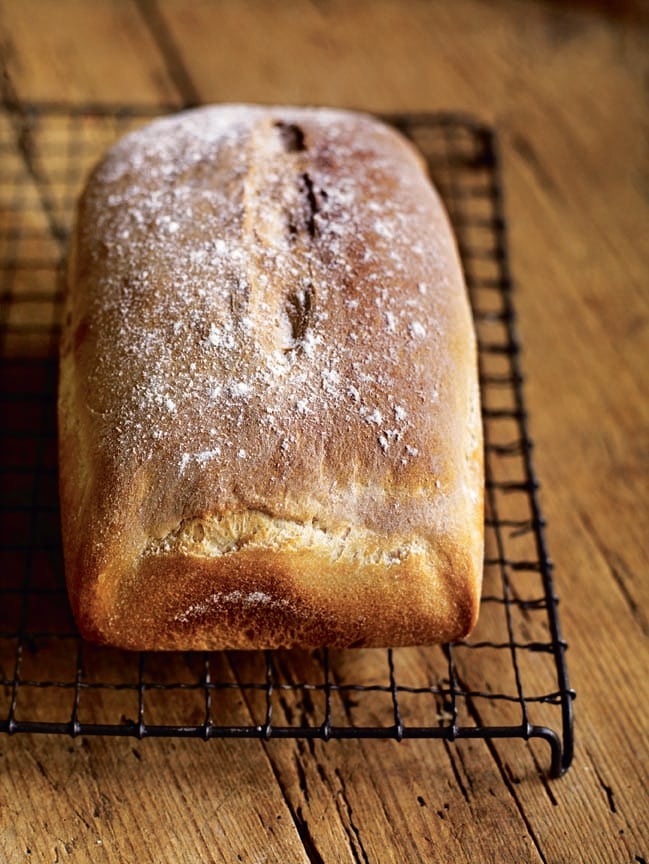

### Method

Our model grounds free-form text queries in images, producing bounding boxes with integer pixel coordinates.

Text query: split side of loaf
[58,105,483,650]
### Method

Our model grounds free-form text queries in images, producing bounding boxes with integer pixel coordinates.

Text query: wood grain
[1,0,648,861]
[0,0,181,105]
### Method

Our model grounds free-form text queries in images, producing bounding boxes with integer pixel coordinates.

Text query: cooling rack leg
[528,725,565,779]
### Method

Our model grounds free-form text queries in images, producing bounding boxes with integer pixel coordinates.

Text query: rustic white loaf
[58,105,483,650]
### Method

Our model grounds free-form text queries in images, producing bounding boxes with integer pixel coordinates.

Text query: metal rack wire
[0,104,574,777]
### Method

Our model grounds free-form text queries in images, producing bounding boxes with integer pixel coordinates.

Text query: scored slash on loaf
[58,105,484,650]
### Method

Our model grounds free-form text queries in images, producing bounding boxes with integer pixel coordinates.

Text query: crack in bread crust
[145,510,432,567]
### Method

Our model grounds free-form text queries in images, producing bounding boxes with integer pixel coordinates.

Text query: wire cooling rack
[0,104,574,777]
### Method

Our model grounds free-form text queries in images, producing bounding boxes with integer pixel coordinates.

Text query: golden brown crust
[58,105,483,650]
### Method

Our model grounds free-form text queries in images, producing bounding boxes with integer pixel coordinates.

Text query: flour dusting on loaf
[59,105,483,650]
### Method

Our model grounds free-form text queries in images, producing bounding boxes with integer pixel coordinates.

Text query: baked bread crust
[58,105,483,650]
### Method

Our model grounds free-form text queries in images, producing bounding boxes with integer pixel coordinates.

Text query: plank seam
[577,509,649,638]
[133,0,201,107]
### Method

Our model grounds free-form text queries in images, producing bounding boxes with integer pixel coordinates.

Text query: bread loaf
[58,105,483,650]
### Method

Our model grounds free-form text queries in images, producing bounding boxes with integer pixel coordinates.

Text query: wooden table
[1,2,647,861]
